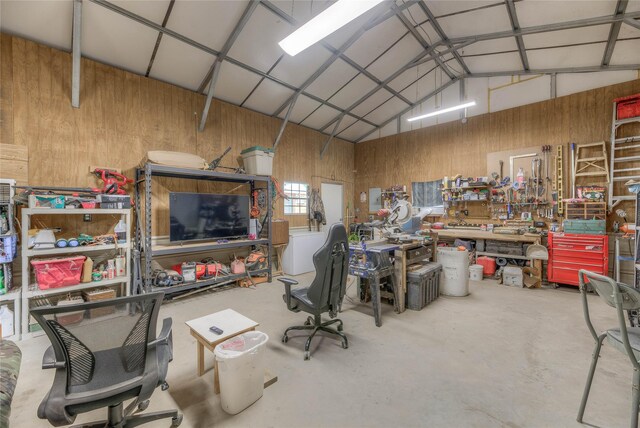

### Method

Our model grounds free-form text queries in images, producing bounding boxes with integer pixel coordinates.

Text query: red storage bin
[476,256,496,277]
[614,94,640,120]
[547,233,608,287]
[31,256,86,289]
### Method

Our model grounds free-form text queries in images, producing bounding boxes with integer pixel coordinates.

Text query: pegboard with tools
[485,145,560,222]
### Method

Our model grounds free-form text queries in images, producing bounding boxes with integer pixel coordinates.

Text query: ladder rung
[575,172,608,177]
[577,142,606,148]
[613,175,640,181]
[612,195,636,201]
[614,136,640,143]
[576,157,606,162]
[614,144,640,150]
[614,167,640,173]
[614,155,640,162]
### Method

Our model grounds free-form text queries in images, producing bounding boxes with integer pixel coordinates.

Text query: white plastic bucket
[437,247,470,296]
[214,331,269,414]
[469,264,484,281]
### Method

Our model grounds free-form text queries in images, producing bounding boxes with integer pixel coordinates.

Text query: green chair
[578,269,640,427]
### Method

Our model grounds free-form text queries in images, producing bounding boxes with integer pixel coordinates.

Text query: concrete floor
[9,277,636,428]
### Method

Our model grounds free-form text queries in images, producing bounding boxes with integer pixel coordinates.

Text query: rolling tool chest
[547,232,608,286]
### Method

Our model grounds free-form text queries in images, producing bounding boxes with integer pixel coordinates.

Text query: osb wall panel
[355,78,640,222]
[0,34,354,235]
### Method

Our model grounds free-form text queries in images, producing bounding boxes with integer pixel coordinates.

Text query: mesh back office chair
[577,270,640,428]
[279,223,349,360]
[31,292,182,428]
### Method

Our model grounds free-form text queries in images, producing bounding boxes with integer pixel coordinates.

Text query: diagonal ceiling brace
[271,3,398,118]
[602,0,629,66]
[198,0,260,131]
[261,0,414,106]
[355,77,460,143]
[320,114,345,158]
[273,93,300,150]
[624,17,640,30]
[505,0,529,70]
[71,0,82,108]
[392,5,455,80]
[416,1,471,75]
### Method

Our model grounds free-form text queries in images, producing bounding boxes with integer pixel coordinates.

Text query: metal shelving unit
[0,179,18,340]
[635,191,639,289]
[21,208,131,337]
[134,163,272,296]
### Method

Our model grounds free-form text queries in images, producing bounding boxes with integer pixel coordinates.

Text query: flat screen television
[169,192,250,242]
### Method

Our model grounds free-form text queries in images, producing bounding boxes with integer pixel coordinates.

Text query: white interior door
[321,183,343,231]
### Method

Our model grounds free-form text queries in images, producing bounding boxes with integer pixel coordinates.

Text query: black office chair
[279,223,349,360]
[31,292,182,428]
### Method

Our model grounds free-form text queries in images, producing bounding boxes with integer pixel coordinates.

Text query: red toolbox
[614,94,640,120]
[547,233,608,286]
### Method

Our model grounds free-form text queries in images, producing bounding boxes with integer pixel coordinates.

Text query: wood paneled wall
[355,78,640,222]
[0,34,354,234]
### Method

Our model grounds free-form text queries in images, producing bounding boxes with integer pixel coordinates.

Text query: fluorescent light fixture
[278,0,385,56]
[407,101,476,122]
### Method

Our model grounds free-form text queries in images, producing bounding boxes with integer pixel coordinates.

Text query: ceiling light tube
[278,0,385,56]
[407,101,477,122]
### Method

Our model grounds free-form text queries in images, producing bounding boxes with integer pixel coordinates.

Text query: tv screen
[169,192,250,242]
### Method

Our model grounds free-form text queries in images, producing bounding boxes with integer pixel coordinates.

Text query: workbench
[432,229,543,286]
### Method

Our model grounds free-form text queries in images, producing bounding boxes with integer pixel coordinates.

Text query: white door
[321,183,343,231]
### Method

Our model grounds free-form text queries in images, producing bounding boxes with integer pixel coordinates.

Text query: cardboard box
[271,220,289,245]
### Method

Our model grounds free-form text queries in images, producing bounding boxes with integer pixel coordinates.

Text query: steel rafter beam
[466,64,640,77]
[319,39,467,133]
[392,5,456,80]
[353,62,640,142]
[505,0,529,70]
[88,0,378,131]
[410,40,475,67]
[198,0,259,131]
[624,17,640,30]
[415,1,471,75]
[354,77,460,142]
[71,0,82,108]
[602,0,629,66]
[320,114,345,158]
[273,93,300,150]
[271,2,401,118]
[446,10,640,45]
[146,0,175,77]
[260,0,413,106]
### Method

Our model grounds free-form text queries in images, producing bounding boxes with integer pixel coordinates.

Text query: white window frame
[284,181,309,215]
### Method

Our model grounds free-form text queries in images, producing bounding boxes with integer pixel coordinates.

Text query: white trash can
[437,247,470,296]
[214,331,269,414]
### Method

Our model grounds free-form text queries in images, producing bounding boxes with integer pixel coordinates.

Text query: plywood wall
[0,33,354,235]
[354,78,640,223]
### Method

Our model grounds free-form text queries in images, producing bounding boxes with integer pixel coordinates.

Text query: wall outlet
[83,214,92,222]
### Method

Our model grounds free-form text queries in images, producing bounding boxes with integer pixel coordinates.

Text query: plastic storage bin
[503,266,523,287]
[615,94,640,119]
[215,331,269,414]
[437,247,469,297]
[31,256,86,289]
[406,262,441,311]
[241,146,274,176]
[469,264,484,281]
[0,235,16,263]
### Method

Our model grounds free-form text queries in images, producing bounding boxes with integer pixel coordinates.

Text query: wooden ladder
[574,141,609,182]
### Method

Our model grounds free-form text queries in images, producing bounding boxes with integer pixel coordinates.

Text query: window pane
[284,206,292,214]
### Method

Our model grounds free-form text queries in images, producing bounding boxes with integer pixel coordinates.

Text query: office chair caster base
[137,400,149,412]
[304,351,310,361]
[170,414,183,427]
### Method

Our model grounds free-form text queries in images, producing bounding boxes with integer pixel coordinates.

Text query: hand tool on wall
[569,142,576,199]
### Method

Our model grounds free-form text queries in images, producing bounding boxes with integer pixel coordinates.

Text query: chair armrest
[278,278,299,310]
[42,346,65,369]
[149,318,172,348]
[277,278,299,287]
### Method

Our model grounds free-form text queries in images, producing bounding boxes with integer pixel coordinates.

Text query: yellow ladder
[556,145,564,215]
